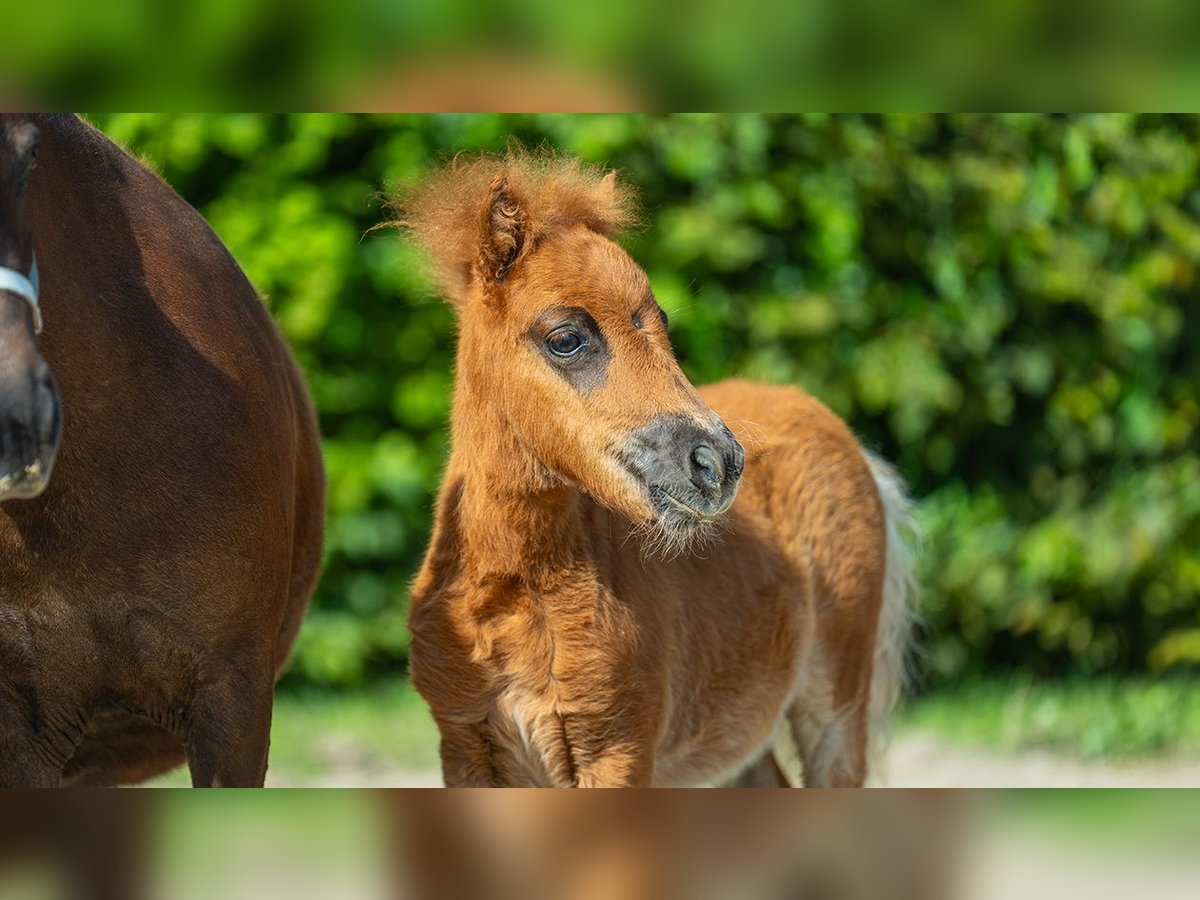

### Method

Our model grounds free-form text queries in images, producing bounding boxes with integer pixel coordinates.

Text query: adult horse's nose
[0,354,61,502]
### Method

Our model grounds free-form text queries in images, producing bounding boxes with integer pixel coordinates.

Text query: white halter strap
[0,254,42,333]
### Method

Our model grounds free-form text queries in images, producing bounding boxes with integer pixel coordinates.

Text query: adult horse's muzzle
[623,414,745,531]
[0,255,59,500]
[0,334,61,502]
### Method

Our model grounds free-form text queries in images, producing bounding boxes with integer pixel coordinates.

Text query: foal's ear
[476,174,525,298]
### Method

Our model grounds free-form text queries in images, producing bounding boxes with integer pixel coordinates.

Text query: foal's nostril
[729,439,745,478]
[690,444,724,489]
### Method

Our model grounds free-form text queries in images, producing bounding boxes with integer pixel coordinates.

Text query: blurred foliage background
[12,1,1200,108]
[85,114,1200,693]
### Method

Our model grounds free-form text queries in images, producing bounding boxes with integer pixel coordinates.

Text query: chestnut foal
[401,151,917,787]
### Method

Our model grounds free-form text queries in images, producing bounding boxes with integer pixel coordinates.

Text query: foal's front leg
[573,751,654,788]
[564,699,660,787]
[437,720,507,787]
[568,722,657,787]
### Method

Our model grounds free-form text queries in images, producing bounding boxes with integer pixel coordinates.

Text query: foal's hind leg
[786,682,870,788]
[785,535,884,787]
[184,658,275,787]
[726,748,791,787]
[785,617,875,787]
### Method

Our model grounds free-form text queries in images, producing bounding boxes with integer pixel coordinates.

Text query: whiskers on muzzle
[624,499,736,563]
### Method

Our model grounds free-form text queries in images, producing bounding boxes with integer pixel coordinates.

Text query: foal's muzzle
[624,414,744,526]
[0,354,61,502]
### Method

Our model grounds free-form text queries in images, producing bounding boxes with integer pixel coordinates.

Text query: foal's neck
[446,409,588,582]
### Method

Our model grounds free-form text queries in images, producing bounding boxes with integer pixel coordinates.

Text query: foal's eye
[546,329,586,358]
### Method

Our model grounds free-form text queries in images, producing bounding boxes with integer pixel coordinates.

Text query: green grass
[147,675,1200,785]
[901,675,1200,760]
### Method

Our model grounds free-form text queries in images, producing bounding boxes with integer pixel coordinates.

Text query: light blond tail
[864,451,921,727]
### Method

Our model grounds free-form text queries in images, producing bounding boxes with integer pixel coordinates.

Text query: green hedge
[87,114,1200,688]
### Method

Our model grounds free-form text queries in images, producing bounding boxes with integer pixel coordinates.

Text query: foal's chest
[464,582,622,787]
[486,682,569,786]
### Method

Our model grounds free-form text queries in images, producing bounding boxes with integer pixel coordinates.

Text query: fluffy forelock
[389,145,639,305]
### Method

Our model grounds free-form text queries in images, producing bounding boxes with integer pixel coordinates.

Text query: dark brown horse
[0,114,325,786]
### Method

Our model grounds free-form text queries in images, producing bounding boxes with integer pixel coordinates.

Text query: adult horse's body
[0,114,325,786]
[402,151,917,787]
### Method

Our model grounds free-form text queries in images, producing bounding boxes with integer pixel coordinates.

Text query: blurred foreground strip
[3,791,1198,900]
[0,792,150,900]
[388,791,1200,900]
[391,791,960,900]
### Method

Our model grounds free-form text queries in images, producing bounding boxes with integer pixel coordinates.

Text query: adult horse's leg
[0,696,60,787]
[184,654,275,788]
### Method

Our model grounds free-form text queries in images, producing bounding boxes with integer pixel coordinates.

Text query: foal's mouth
[613,453,732,526]
[633,482,736,559]
[649,485,733,523]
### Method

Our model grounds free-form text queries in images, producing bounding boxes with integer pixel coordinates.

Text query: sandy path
[877,731,1200,787]
[264,731,1200,787]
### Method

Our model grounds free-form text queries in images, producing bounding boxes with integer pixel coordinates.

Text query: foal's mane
[387,146,638,305]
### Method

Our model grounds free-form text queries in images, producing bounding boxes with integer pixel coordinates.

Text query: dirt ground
[264,731,1200,787]
[877,731,1200,787]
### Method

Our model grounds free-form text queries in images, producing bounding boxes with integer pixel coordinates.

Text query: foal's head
[0,114,60,501]
[402,151,743,549]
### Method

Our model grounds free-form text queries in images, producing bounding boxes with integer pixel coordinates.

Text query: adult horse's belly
[0,294,321,786]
